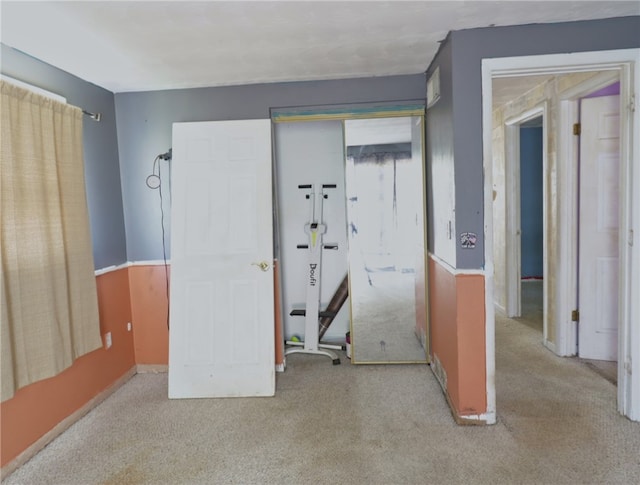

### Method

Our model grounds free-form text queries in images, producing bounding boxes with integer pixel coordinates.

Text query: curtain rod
[82,110,102,122]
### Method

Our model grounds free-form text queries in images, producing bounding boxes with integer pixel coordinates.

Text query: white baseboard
[136,364,168,373]
[1,366,136,481]
[137,363,285,374]
[460,412,495,425]
[543,339,556,353]
[430,354,447,391]
[94,260,172,277]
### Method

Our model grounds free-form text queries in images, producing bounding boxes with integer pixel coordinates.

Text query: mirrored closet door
[344,116,428,363]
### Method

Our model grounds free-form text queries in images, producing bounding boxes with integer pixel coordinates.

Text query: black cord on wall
[158,160,170,330]
[147,149,172,330]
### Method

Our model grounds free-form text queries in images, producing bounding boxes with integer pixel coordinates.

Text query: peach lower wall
[429,257,487,418]
[455,274,486,415]
[128,262,286,368]
[1,268,135,467]
[429,258,460,407]
[128,265,170,365]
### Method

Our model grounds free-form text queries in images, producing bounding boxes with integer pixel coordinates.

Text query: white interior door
[169,119,275,398]
[578,95,620,361]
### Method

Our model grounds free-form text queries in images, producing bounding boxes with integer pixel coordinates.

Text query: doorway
[482,49,640,422]
[500,81,620,373]
[519,119,544,334]
[502,107,546,330]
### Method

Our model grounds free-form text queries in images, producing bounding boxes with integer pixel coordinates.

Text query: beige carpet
[5,310,640,484]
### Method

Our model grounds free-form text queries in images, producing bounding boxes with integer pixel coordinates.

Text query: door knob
[252,261,270,272]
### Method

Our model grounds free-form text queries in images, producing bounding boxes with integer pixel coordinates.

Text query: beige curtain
[1,80,102,402]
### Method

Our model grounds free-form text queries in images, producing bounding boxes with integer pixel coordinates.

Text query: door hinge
[629,94,636,113]
[573,123,581,136]
[571,309,579,322]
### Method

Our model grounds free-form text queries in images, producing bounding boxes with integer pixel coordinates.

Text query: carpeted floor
[5,294,639,484]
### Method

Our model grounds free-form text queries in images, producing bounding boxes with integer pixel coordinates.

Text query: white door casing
[504,105,546,322]
[169,119,275,399]
[578,95,620,362]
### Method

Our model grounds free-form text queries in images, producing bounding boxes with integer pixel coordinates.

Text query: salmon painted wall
[128,262,286,368]
[128,264,170,365]
[429,258,460,406]
[428,257,486,418]
[1,268,135,467]
[455,274,486,415]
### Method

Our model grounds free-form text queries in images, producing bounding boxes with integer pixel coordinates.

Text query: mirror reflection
[344,116,427,363]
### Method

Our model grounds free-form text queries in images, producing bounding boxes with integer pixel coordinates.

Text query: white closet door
[169,119,275,398]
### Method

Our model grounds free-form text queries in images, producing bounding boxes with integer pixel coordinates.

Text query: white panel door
[578,95,620,361]
[169,119,275,398]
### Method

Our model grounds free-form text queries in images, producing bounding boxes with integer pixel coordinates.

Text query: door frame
[504,105,547,325]
[271,104,431,362]
[482,48,640,421]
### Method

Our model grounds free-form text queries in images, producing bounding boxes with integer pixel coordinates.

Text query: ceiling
[1,1,638,93]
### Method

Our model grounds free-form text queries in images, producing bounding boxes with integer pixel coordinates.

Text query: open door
[578,95,620,362]
[169,119,275,398]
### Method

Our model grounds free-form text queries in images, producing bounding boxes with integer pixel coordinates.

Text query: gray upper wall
[115,75,426,262]
[427,16,640,270]
[1,44,127,270]
[424,38,456,267]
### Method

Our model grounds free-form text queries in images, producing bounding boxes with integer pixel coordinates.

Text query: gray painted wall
[1,44,127,269]
[114,75,426,261]
[425,38,456,267]
[427,15,640,269]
